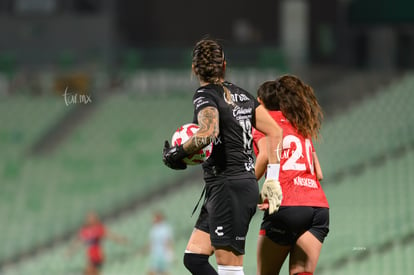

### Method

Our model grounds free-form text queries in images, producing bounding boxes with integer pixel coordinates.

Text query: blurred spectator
[67,211,127,275]
[148,211,174,275]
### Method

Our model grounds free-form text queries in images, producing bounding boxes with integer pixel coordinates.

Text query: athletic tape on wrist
[266,164,280,180]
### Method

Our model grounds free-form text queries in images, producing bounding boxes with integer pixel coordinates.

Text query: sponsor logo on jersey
[193,96,205,104]
[233,106,253,118]
[193,96,209,109]
[231,93,250,102]
[244,157,255,172]
[235,236,245,241]
[215,226,224,236]
[223,92,251,104]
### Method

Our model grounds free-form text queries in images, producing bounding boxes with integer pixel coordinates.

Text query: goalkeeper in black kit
[163,38,283,275]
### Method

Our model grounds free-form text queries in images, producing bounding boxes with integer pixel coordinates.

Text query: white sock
[217,265,244,275]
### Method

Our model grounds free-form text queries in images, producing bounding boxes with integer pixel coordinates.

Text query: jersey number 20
[282,135,314,174]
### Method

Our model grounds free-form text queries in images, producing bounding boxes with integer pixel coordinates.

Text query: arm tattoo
[183,107,219,154]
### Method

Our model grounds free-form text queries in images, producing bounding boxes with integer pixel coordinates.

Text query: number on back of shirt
[282,135,314,174]
[239,119,253,151]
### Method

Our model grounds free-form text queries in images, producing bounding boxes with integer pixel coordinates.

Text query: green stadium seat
[2,73,414,274]
[316,73,414,180]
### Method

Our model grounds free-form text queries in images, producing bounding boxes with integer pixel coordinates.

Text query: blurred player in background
[253,75,329,275]
[163,38,283,275]
[67,211,127,275]
[148,211,174,275]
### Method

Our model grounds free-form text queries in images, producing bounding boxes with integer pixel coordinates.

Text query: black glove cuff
[174,144,190,161]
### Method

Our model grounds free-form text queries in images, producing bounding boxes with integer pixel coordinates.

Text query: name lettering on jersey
[293,176,318,189]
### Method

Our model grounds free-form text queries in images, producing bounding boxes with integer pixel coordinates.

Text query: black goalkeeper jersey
[192,81,260,180]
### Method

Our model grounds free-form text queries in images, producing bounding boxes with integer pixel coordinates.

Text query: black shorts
[260,206,329,246]
[195,177,259,255]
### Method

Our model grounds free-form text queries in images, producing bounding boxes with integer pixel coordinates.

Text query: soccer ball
[171,123,213,165]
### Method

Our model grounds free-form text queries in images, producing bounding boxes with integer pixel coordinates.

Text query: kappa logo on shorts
[215,226,224,236]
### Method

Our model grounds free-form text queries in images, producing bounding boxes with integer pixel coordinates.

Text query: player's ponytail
[258,75,323,140]
[192,39,225,84]
[192,38,233,104]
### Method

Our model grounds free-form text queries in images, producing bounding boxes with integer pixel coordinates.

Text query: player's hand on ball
[162,140,187,170]
[261,179,283,214]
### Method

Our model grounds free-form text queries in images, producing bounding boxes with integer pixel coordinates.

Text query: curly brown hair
[257,75,323,140]
[192,39,225,84]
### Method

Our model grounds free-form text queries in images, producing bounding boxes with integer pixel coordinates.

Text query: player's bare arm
[255,137,268,180]
[183,106,219,154]
[254,105,283,164]
[313,151,323,181]
[255,105,283,214]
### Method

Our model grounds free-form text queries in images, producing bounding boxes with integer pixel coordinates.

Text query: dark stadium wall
[115,0,280,46]
[309,0,340,64]
[0,0,412,69]
[347,0,414,69]
[0,14,114,67]
[349,0,414,24]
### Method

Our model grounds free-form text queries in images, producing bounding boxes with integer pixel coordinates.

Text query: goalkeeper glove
[261,164,283,214]
[162,140,188,170]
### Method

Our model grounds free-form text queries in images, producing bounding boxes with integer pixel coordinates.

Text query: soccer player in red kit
[67,211,127,275]
[253,75,329,275]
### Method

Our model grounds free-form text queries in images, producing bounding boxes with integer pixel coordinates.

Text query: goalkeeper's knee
[183,252,217,275]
